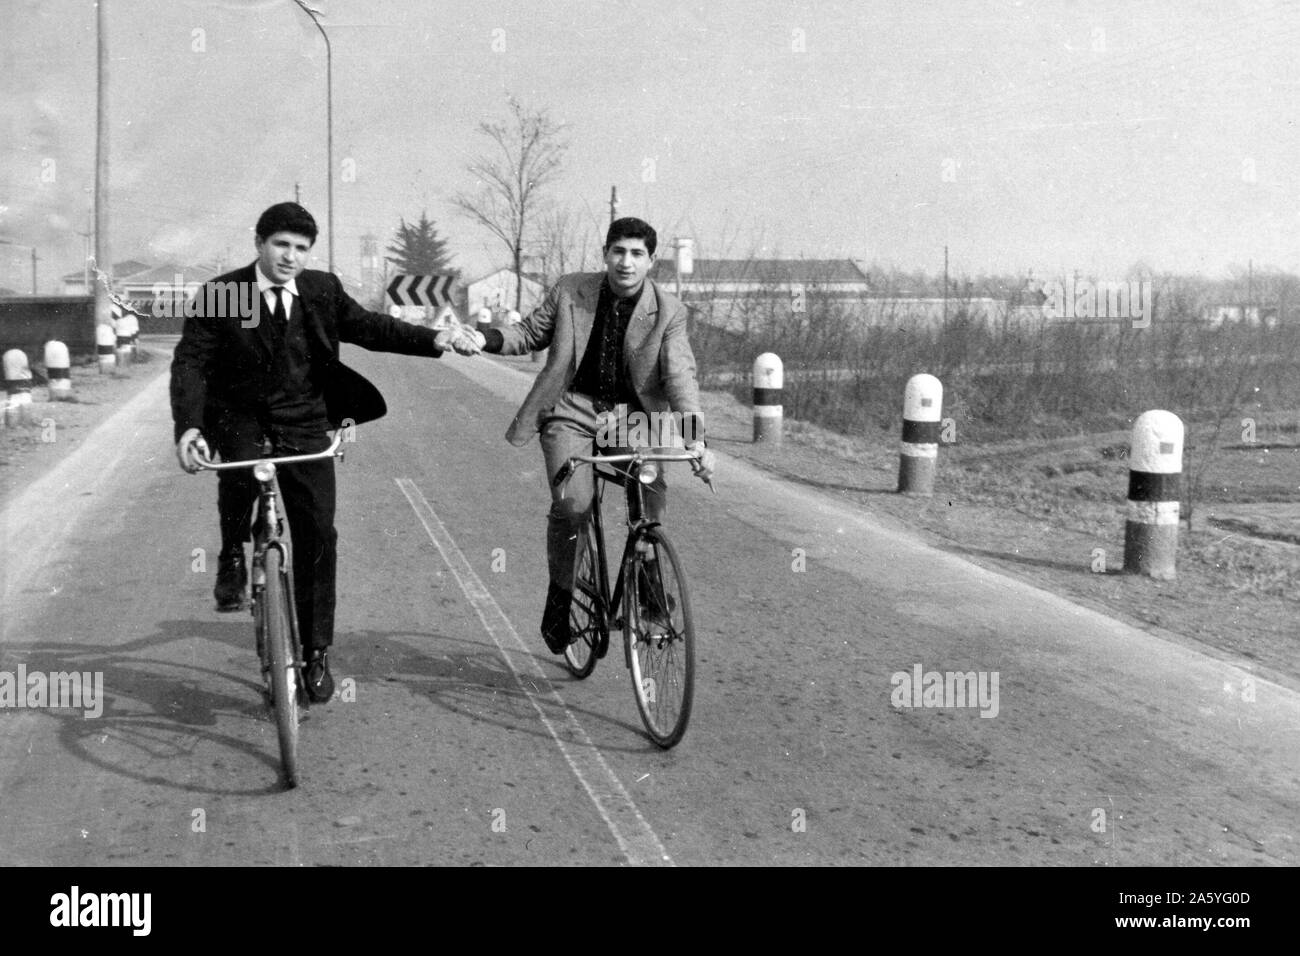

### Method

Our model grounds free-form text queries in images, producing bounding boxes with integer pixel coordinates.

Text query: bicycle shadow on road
[3,617,298,797]
[945,543,1094,574]
[341,627,659,754]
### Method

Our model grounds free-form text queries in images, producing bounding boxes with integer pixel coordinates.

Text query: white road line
[395,477,673,867]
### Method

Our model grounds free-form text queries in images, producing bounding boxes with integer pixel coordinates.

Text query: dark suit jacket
[170,263,443,444]
[495,273,703,446]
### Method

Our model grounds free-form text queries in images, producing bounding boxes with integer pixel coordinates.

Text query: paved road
[0,343,1294,865]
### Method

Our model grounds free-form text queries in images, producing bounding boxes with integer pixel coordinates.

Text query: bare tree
[452,97,568,312]
[533,204,598,290]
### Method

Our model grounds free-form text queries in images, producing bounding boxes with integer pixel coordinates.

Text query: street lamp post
[292,1,333,274]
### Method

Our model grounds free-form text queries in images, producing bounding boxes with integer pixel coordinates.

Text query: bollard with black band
[114,316,132,366]
[1123,409,1183,580]
[898,373,943,496]
[117,312,139,358]
[96,323,117,373]
[3,348,33,427]
[753,352,783,445]
[44,340,72,400]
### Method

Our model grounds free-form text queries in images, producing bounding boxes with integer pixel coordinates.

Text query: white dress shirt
[254,263,299,323]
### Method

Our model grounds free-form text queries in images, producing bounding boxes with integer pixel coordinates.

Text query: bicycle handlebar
[192,430,345,471]
[566,451,701,466]
[553,447,714,494]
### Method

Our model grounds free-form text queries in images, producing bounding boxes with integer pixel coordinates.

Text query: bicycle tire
[564,525,604,678]
[263,545,300,787]
[624,525,695,748]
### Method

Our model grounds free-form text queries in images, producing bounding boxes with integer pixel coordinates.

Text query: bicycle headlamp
[638,461,659,485]
[253,461,277,483]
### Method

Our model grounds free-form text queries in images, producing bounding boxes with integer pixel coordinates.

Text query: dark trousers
[539,391,666,589]
[216,427,337,650]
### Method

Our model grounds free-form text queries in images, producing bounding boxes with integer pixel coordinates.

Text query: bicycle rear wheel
[564,525,605,678]
[624,525,695,748]
[262,545,300,787]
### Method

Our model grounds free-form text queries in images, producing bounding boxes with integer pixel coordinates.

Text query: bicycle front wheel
[624,525,695,748]
[564,524,605,678]
[262,545,300,787]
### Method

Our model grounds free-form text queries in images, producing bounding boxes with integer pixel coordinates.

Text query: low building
[649,258,1033,333]
[464,267,545,321]
[649,258,872,301]
[60,259,149,295]
[1204,304,1278,327]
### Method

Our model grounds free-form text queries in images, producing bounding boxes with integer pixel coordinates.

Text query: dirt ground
[694,386,1300,690]
[0,347,166,509]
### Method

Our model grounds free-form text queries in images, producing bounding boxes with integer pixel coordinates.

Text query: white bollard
[752,352,783,445]
[476,307,493,331]
[96,323,117,372]
[114,316,132,366]
[898,373,943,496]
[3,349,33,427]
[117,312,139,358]
[1123,410,1184,580]
[44,340,72,400]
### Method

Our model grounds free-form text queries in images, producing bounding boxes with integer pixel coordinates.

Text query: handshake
[433,321,487,356]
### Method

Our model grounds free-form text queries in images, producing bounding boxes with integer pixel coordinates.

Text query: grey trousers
[539,391,667,589]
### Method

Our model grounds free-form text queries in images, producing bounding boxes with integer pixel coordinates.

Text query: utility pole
[609,185,619,226]
[31,247,37,295]
[1247,258,1253,323]
[78,212,92,293]
[94,0,111,334]
[942,245,949,324]
[295,182,302,204]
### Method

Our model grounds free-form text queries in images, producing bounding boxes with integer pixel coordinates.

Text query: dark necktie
[268,287,287,346]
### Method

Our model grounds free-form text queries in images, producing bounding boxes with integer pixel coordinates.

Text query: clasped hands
[434,320,486,356]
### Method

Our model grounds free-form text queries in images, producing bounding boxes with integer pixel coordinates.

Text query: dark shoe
[303,647,334,703]
[214,549,248,612]
[540,583,573,654]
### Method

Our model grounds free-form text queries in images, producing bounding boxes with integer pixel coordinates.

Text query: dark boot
[214,548,248,612]
[540,583,573,653]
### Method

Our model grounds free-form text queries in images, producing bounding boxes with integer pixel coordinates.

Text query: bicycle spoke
[627,528,694,748]
[564,526,605,678]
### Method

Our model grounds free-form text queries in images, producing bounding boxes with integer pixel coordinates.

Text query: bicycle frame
[560,450,699,669]
[190,431,345,783]
[249,475,300,657]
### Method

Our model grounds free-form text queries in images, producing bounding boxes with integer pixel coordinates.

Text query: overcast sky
[2,0,1297,292]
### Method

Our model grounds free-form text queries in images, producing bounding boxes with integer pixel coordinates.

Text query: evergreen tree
[385,212,458,276]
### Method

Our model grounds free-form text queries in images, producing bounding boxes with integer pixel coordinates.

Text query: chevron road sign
[386,273,455,307]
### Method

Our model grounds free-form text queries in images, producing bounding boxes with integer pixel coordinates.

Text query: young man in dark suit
[473,216,717,654]
[171,202,475,702]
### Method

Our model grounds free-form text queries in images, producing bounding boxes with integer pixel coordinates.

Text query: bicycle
[193,430,345,787]
[551,448,709,749]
